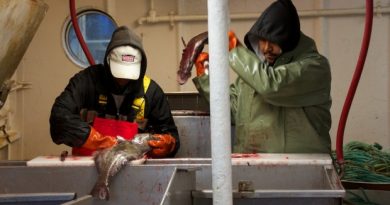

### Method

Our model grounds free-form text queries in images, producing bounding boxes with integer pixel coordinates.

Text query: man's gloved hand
[193,31,240,77]
[195,52,209,77]
[82,127,117,150]
[147,134,176,158]
[228,31,241,51]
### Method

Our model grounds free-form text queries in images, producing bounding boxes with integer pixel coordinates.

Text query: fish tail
[91,182,110,200]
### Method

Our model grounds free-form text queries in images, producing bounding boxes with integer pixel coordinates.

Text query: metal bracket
[10,81,33,92]
[0,125,11,143]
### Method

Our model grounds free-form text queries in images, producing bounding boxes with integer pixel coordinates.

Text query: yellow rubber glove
[147,134,176,158]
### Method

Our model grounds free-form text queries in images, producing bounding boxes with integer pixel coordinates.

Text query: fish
[90,133,154,200]
[177,31,208,85]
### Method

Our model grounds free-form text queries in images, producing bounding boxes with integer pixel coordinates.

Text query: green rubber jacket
[193,33,332,153]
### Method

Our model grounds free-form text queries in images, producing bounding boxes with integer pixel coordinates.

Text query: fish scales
[90,133,154,200]
[177,31,208,85]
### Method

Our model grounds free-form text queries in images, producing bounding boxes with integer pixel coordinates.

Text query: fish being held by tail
[90,133,154,200]
[177,31,208,85]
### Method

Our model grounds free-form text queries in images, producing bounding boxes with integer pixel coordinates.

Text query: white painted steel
[207,0,233,205]
[137,6,390,25]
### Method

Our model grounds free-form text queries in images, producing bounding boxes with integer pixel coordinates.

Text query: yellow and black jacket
[50,26,179,157]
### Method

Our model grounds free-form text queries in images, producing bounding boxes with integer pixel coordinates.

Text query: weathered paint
[0,0,48,106]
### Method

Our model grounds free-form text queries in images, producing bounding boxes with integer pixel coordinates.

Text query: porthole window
[63,9,117,68]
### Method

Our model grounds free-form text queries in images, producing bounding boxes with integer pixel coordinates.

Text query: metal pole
[207,0,233,205]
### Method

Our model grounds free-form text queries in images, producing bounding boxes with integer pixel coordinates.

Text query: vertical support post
[207,0,233,205]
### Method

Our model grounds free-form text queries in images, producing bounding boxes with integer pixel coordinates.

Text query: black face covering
[114,78,141,95]
[103,64,141,95]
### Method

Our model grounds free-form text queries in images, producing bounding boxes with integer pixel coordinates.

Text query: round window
[63,9,117,68]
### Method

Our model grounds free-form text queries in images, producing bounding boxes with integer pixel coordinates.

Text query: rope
[333,141,390,183]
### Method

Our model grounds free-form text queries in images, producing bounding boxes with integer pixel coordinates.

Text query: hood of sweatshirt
[244,0,300,53]
[103,26,147,95]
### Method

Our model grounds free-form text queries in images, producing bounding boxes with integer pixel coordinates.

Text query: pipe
[207,0,232,204]
[69,0,95,65]
[336,0,373,169]
[137,6,390,25]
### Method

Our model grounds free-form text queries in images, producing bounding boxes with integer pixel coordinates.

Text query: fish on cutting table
[177,31,208,85]
[90,133,154,200]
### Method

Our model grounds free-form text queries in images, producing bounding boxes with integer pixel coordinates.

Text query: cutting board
[27,155,147,167]
[27,156,94,167]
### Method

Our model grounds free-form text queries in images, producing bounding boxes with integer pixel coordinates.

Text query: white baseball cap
[108,46,142,80]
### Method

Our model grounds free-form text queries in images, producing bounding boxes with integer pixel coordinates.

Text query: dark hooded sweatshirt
[244,0,301,53]
[193,0,331,153]
[50,26,179,157]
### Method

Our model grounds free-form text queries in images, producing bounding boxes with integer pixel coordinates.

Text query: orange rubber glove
[147,134,176,158]
[228,31,241,51]
[195,52,209,76]
[194,31,239,77]
[82,127,117,150]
